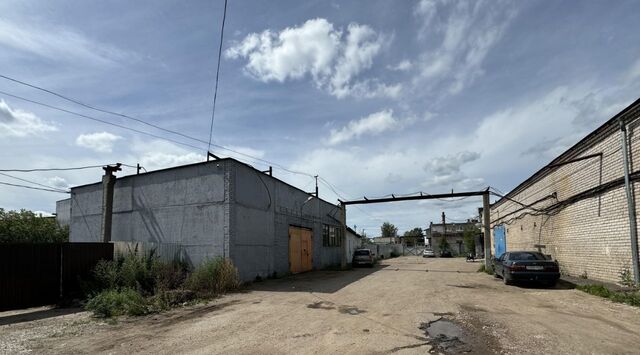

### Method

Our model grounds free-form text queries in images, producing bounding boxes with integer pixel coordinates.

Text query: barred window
[322,224,343,247]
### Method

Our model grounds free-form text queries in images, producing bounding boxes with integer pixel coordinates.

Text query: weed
[576,284,640,308]
[579,271,588,279]
[477,264,494,275]
[185,258,240,298]
[85,288,149,317]
[619,267,636,288]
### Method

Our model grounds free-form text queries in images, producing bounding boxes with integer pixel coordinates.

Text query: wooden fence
[0,243,113,311]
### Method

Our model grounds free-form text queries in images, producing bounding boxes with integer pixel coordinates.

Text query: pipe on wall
[619,120,640,285]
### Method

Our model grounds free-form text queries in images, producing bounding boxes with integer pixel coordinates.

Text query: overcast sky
[1,0,640,235]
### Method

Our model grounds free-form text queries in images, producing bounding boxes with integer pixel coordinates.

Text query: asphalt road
[2,256,640,354]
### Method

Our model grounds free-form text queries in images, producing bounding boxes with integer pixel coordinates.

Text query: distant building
[426,220,482,256]
[371,236,401,244]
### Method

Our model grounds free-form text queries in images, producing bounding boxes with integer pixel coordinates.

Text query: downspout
[619,120,640,285]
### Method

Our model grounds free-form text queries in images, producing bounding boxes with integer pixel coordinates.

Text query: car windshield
[509,252,547,260]
[354,250,370,256]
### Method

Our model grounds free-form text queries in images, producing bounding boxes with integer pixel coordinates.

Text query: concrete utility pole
[441,211,446,238]
[101,163,121,243]
[340,203,348,269]
[482,192,492,268]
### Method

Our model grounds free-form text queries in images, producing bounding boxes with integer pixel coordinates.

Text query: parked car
[439,250,452,258]
[352,249,375,267]
[422,248,435,258]
[493,251,560,286]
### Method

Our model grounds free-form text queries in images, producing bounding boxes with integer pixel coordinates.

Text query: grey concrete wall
[55,198,71,227]
[69,162,230,266]
[229,161,342,281]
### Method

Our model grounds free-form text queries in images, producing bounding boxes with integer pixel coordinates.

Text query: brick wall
[490,108,640,284]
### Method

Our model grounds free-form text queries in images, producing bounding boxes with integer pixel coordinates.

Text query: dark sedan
[493,251,560,287]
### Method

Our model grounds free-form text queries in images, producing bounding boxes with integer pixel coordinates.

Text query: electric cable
[0,181,69,193]
[207,0,228,153]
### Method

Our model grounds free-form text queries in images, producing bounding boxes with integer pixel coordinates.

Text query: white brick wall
[490,108,640,284]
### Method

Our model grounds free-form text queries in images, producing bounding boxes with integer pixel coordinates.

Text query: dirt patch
[307,301,335,310]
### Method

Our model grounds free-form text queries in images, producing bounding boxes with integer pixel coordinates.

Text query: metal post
[314,175,319,197]
[620,121,640,284]
[101,164,121,243]
[482,192,492,268]
[340,203,347,269]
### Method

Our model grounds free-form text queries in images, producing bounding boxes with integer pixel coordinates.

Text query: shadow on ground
[0,307,84,326]
[247,264,388,294]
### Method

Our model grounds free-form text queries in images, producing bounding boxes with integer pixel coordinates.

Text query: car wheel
[503,275,511,285]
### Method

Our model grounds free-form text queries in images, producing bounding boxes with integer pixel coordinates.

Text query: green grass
[477,264,494,275]
[85,288,149,317]
[576,284,640,307]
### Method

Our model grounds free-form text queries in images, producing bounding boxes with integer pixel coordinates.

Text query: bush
[185,258,240,297]
[85,288,149,317]
[0,208,69,243]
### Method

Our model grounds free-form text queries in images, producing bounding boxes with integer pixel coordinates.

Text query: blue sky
[1,0,639,235]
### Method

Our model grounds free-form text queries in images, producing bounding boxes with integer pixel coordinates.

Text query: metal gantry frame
[338,188,493,268]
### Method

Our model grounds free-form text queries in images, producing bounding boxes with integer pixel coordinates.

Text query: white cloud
[387,60,412,71]
[47,176,70,189]
[413,0,517,95]
[425,151,480,176]
[0,19,135,66]
[0,99,57,137]
[226,18,399,99]
[328,109,399,145]
[75,132,122,153]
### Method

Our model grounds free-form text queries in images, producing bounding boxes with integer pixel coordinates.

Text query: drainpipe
[619,120,640,285]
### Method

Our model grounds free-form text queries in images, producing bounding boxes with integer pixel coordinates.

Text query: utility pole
[482,192,492,268]
[441,211,446,239]
[136,163,141,175]
[314,175,319,197]
[101,163,121,243]
[340,203,347,269]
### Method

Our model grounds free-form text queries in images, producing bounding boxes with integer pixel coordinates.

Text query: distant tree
[403,227,424,246]
[0,208,68,243]
[381,222,398,239]
[463,225,479,254]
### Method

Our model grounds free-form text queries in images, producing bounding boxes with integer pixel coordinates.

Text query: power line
[0,75,204,148]
[0,181,69,193]
[0,90,317,180]
[207,0,228,154]
[0,172,68,192]
[0,164,108,172]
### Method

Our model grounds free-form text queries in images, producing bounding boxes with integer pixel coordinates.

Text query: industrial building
[490,98,640,284]
[57,158,348,281]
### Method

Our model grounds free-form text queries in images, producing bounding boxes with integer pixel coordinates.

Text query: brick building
[490,98,640,284]
[426,220,482,256]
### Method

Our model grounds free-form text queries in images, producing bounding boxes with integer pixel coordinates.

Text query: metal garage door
[493,225,506,258]
[289,226,313,274]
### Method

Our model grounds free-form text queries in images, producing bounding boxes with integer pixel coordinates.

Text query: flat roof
[69,157,337,207]
[491,97,640,210]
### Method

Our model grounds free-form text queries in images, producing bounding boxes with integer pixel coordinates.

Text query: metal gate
[493,225,506,258]
[288,226,313,274]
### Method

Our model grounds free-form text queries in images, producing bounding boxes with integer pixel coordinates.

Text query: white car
[422,249,435,257]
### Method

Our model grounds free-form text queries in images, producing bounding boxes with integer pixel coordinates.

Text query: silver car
[422,248,435,257]
[353,249,375,267]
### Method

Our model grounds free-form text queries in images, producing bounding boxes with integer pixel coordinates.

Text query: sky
[1,0,639,236]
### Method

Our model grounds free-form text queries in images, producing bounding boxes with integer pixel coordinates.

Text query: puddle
[420,318,471,353]
[420,313,496,354]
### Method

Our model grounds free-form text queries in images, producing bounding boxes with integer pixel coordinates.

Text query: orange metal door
[289,227,313,274]
[300,229,313,272]
[289,227,302,274]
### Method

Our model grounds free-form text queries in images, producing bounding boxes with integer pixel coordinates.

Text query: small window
[322,224,343,247]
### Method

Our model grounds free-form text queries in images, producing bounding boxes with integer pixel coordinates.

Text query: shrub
[185,258,240,297]
[154,260,190,291]
[85,288,149,317]
[0,208,69,243]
